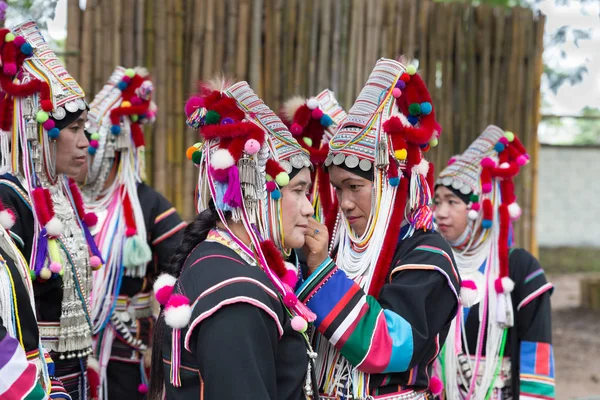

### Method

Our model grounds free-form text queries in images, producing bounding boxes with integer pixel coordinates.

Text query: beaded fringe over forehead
[437,125,505,195]
[326,58,405,171]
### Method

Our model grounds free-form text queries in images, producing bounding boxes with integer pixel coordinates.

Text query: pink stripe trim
[517,283,553,311]
[190,276,279,310]
[301,266,338,303]
[390,264,459,300]
[355,310,392,373]
[189,254,247,269]
[152,222,187,245]
[4,363,39,399]
[184,296,284,350]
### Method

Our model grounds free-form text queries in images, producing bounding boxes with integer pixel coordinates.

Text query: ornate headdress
[281,89,347,227]
[325,58,441,297]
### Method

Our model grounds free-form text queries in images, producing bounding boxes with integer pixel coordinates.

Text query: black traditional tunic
[454,248,554,399]
[297,229,461,398]
[162,237,312,400]
[97,183,186,400]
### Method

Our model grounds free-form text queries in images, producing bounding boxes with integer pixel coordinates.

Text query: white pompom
[284,261,297,273]
[0,210,15,230]
[164,304,192,329]
[499,162,510,169]
[460,287,479,307]
[282,96,306,121]
[411,159,430,176]
[508,202,521,220]
[468,209,479,221]
[87,356,100,373]
[501,277,515,294]
[306,98,319,110]
[45,217,64,237]
[210,149,235,170]
[153,273,177,292]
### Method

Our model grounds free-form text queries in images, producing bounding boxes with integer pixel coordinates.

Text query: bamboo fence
[66,0,545,253]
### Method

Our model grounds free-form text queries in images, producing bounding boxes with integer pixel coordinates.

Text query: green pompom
[303,137,313,147]
[123,235,152,268]
[406,65,417,75]
[504,131,515,142]
[4,33,15,42]
[125,68,136,78]
[275,172,290,187]
[408,103,421,116]
[191,150,202,164]
[204,110,221,125]
[470,193,479,203]
[36,111,49,123]
[90,132,100,141]
[130,114,139,122]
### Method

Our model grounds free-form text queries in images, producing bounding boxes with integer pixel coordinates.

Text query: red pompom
[84,212,98,227]
[138,383,148,394]
[429,376,444,396]
[41,99,53,112]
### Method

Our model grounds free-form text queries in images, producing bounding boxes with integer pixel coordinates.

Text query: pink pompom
[429,376,444,396]
[461,279,477,291]
[470,202,481,211]
[130,96,142,106]
[155,286,174,306]
[291,316,308,333]
[89,139,99,148]
[499,137,509,145]
[210,167,229,183]
[166,294,190,309]
[290,123,303,135]
[311,108,324,119]
[392,87,402,98]
[185,97,204,117]
[84,213,98,227]
[137,383,148,394]
[3,63,17,76]
[282,268,298,288]
[244,138,261,155]
[90,256,102,270]
[126,227,137,237]
[49,261,62,274]
[481,157,496,168]
[266,181,277,192]
[482,183,492,193]
[13,36,26,47]
[283,292,298,307]
[516,155,527,166]
[447,157,456,166]
[43,119,56,131]
[121,76,132,84]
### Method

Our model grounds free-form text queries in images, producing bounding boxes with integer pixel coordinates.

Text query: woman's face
[280,168,314,249]
[328,165,373,237]
[433,185,469,243]
[55,111,90,177]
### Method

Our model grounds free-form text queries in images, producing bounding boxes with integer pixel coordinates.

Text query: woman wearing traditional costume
[297,58,461,399]
[433,125,554,399]
[79,66,185,399]
[148,79,320,399]
[0,21,101,400]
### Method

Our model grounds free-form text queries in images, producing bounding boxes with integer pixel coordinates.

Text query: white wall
[537,145,600,247]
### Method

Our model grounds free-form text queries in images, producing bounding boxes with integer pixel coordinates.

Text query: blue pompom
[420,102,432,115]
[320,114,333,127]
[494,142,505,153]
[111,125,121,135]
[88,147,97,155]
[482,220,493,229]
[420,143,429,149]
[20,43,33,55]
[407,115,419,126]
[271,190,281,200]
[117,81,128,91]
[48,128,60,139]
[389,176,400,187]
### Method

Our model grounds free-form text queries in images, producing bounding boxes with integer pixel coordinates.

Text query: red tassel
[293,105,312,128]
[498,204,510,278]
[491,162,519,179]
[482,199,493,221]
[2,41,17,75]
[317,168,333,217]
[259,240,287,279]
[0,97,13,131]
[122,188,137,235]
[426,161,435,193]
[481,167,492,193]
[368,178,408,298]
[226,138,245,162]
[68,179,86,220]
[500,179,516,204]
[510,135,527,155]
[130,123,145,148]
[0,74,42,97]
[210,97,246,122]
[266,159,286,179]
[32,187,51,226]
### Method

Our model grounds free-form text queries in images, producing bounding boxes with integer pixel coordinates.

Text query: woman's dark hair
[149,203,218,399]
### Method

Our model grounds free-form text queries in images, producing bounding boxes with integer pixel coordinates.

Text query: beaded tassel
[376,136,389,169]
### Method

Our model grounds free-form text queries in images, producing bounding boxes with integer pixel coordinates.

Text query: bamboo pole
[66,0,80,79]
[307,0,320,96]
[79,5,94,95]
[143,0,155,185]
[202,0,215,80]
[249,0,263,93]
[122,0,135,67]
[236,0,251,81]
[153,0,168,194]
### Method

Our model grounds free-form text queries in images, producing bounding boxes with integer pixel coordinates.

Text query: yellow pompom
[193,142,202,149]
[276,172,290,187]
[266,174,273,182]
[504,131,515,142]
[121,101,132,108]
[406,65,417,75]
[429,138,439,147]
[303,137,313,147]
[394,149,408,160]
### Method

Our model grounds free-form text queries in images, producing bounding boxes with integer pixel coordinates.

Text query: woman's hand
[303,218,329,274]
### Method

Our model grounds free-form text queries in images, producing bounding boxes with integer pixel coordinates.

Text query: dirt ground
[549,273,600,399]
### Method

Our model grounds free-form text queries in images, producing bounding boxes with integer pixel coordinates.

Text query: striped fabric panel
[296,258,414,374]
[315,89,347,141]
[517,283,554,311]
[413,245,460,283]
[520,341,555,399]
[0,332,46,399]
[152,222,187,245]
[524,268,545,284]
[155,207,177,224]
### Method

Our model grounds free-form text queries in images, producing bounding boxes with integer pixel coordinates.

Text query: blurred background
[3,0,599,397]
